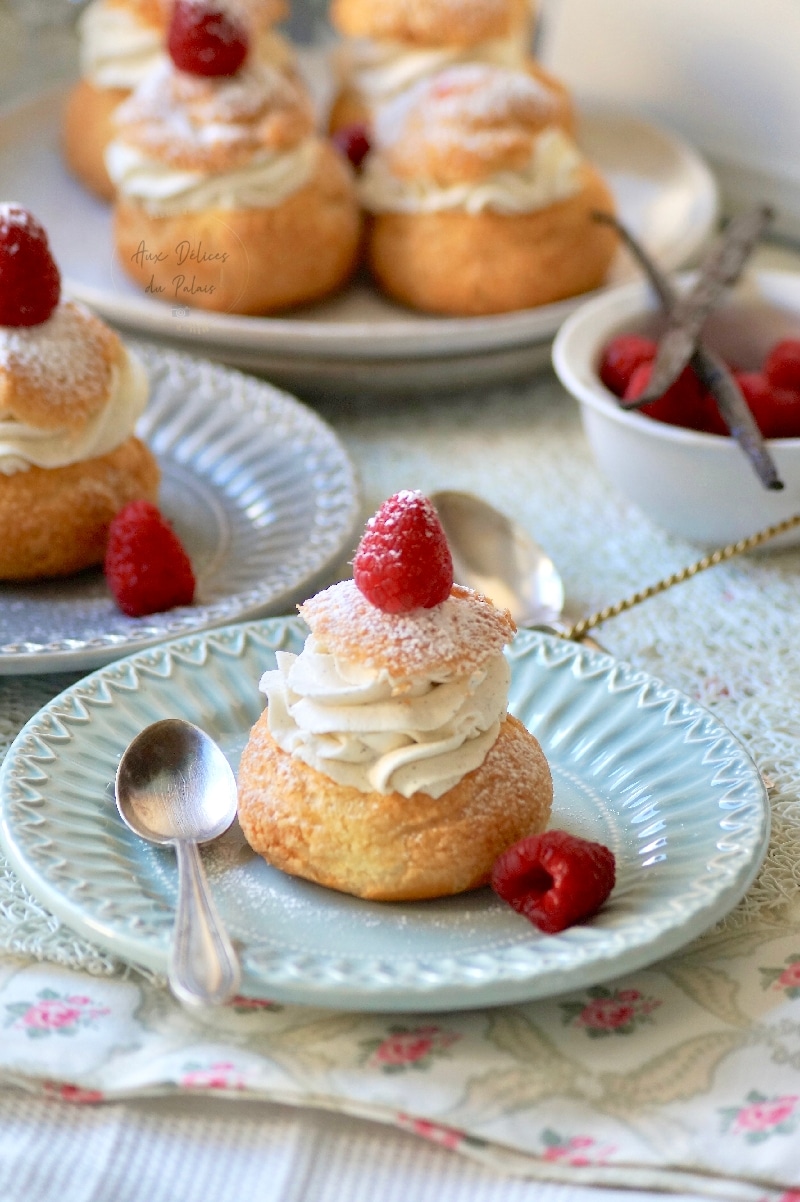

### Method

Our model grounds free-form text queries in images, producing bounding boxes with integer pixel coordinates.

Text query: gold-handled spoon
[430,490,800,645]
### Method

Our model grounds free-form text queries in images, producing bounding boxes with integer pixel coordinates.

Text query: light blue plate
[0,622,769,1012]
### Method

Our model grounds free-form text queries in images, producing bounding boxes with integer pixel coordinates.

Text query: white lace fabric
[0,374,798,1200]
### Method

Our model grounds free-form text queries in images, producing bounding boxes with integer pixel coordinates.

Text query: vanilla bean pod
[593,211,783,491]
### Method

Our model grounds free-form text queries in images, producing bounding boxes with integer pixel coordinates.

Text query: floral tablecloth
[1,373,799,1201]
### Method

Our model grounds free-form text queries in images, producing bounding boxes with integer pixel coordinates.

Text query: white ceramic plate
[0,347,359,674]
[0,89,718,391]
[0,622,769,1012]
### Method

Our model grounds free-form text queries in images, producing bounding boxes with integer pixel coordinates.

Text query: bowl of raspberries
[552,270,800,546]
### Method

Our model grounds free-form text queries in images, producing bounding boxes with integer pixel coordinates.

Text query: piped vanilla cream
[105,137,319,215]
[338,33,530,108]
[359,125,582,215]
[78,0,166,91]
[0,311,148,475]
[260,627,512,799]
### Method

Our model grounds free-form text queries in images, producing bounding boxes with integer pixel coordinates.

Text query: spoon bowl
[430,490,608,652]
[430,490,565,626]
[115,718,241,1007]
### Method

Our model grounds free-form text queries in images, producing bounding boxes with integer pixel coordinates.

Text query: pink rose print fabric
[42,1081,105,1105]
[179,1060,246,1091]
[229,996,283,1014]
[360,1025,461,1073]
[720,1091,800,1143]
[4,989,111,1039]
[760,954,800,999]
[540,1130,618,1166]
[560,986,662,1037]
[395,1113,482,1152]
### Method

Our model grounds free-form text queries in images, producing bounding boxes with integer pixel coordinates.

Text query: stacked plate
[0,90,719,397]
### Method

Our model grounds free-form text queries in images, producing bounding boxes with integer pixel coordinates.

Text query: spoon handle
[170,840,241,1007]
[563,511,800,642]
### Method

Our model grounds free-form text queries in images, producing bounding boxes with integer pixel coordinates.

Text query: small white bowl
[552,269,800,547]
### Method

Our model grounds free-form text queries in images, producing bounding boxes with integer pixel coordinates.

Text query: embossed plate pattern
[0,345,359,674]
[0,623,769,1011]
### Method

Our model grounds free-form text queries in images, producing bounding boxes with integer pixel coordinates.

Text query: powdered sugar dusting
[115,58,314,168]
[0,202,44,239]
[0,301,119,429]
[300,579,516,679]
[376,61,563,155]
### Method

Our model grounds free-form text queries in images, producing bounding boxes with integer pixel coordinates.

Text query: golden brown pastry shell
[330,0,532,48]
[328,86,372,136]
[62,79,127,202]
[0,436,159,580]
[237,711,553,901]
[366,163,617,316]
[113,142,363,314]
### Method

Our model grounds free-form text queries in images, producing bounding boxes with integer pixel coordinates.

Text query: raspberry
[0,204,61,327]
[332,123,371,170]
[105,500,196,617]
[598,333,657,397]
[353,490,454,613]
[167,0,249,77]
[764,338,800,391]
[734,370,800,439]
[491,830,616,934]
[623,360,708,430]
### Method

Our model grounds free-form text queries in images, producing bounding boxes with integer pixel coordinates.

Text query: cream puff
[63,0,296,202]
[107,20,362,315]
[0,205,159,580]
[237,492,553,902]
[328,0,572,136]
[358,63,617,315]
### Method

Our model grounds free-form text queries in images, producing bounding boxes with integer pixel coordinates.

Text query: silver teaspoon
[430,489,606,650]
[431,489,800,646]
[115,718,241,1007]
[430,489,565,626]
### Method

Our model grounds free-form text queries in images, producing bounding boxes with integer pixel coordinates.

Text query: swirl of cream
[0,348,148,476]
[359,125,582,215]
[338,34,529,106]
[78,0,166,90]
[260,635,511,798]
[105,137,320,216]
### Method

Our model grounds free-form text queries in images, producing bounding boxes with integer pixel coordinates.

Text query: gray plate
[0,345,359,673]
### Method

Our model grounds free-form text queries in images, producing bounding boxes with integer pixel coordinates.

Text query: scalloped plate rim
[0,622,770,1011]
[0,345,360,674]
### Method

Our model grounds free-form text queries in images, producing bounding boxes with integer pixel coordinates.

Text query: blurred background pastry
[62,0,296,202]
[328,0,572,136]
[359,62,617,315]
[107,0,362,314]
[0,204,158,580]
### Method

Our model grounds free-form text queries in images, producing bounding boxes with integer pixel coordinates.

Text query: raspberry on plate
[167,0,249,77]
[598,333,657,398]
[353,490,454,613]
[0,204,61,327]
[105,500,196,617]
[491,830,616,933]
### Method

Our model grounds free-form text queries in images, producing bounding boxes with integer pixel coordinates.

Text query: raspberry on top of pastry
[0,204,159,581]
[237,490,553,902]
[63,0,296,201]
[358,62,617,315]
[108,0,362,315]
[328,0,572,137]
